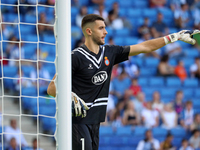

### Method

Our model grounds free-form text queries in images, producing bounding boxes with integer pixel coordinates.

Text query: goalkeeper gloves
[164,30,200,45]
[71,92,89,118]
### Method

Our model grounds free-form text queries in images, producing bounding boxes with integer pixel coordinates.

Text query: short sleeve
[106,45,130,65]
[71,51,80,76]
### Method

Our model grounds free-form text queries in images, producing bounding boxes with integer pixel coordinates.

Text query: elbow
[47,85,56,97]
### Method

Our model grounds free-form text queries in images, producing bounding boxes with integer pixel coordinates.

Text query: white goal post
[55,0,71,150]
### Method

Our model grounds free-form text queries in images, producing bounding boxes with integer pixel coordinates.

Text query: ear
[85,28,92,36]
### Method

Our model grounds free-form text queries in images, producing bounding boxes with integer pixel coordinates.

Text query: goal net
[0,0,57,149]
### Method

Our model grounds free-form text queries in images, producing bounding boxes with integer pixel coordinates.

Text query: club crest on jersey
[92,71,108,85]
[104,57,110,66]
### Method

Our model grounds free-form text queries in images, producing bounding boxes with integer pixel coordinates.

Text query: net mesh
[0,0,57,149]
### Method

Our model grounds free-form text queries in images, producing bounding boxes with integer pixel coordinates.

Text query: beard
[92,34,104,45]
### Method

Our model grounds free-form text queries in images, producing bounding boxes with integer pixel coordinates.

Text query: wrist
[163,33,179,45]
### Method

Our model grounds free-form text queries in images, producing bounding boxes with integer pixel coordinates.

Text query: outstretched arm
[129,30,200,56]
[47,74,56,97]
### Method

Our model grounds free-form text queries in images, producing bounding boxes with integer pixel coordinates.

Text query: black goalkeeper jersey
[72,44,130,124]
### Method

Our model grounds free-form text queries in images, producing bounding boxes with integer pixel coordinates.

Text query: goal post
[55,0,72,149]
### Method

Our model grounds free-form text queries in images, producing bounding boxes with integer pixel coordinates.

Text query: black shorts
[72,123,100,150]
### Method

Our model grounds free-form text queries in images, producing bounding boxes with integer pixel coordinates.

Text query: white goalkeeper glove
[71,92,89,118]
[164,30,200,45]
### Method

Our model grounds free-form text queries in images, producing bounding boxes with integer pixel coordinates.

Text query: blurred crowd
[71,0,200,149]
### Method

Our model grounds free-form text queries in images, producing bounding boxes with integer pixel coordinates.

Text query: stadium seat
[170,127,186,137]
[184,48,199,58]
[182,58,195,68]
[39,106,56,116]
[2,0,17,4]
[138,77,148,86]
[193,100,200,109]
[124,37,138,45]
[149,77,164,87]
[161,88,176,99]
[132,0,148,8]
[21,65,35,77]
[43,35,55,43]
[140,68,156,77]
[183,78,198,88]
[25,14,36,23]
[116,126,132,136]
[152,127,168,137]
[3,66,18,77]
[41,117,56,132]
[119,0,132,8]
[114,37,125,46]
[71,26,82,40]
[143,9,157,20]
[166,77,181,87]
[110,136,125,146]
[194,88,200,98]
[99,126,114,136]
[99,136,112,146]
[118,8,126,17]
[22,97,37,110]
[182,88,193,99]
[168,59,177,66]
[144,58,159,67]
[127,9,142,18]
[7,13,19,23]
[130,57,143,67]
[158,8,173,19]
[133,126,147,137]
[22,87,37,96]
[115,28,130,36]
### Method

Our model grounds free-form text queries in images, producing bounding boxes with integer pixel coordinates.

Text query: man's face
[91,20,107,45]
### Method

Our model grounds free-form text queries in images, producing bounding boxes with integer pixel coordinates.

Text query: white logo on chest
[88,64,93,69]
[92,71,108,85]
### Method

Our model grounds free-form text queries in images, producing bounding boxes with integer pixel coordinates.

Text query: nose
[104,29,108,35]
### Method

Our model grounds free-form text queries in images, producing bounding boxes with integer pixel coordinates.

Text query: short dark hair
[81,14,105,29]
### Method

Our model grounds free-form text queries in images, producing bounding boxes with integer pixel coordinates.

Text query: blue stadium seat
[43,35,55,43]
[184,48,199,58]
[26,34,38,42]
[166,77,181,87]
[110,137,125,146]
[124,37,138,45]
[143,9,157,20]
[193,100,200,109]
[38,6,46,14]
[7,13,19,23]
[168,28,178,34]
[118,8,126,17]
[168,59,177,66]
[149,77,164,87]
[25,14,36,23]
[114,37,125,46]
[158,8,173,19]
[40,106,56,116]
[144,58,159,67]
[172,138,182,148]
[2,0,17,4]
[130,57,143,67]
[160,88,176,99]
[127,9,142,18]
[71,26,82,40]
[194,88,200,98]
[119,0,132,8]
[152,127,168,137]
[41,117,56,132]
[22,97,37,110]
[138,77,148,86]
[132,0,148,8]
[182,88,193,100]
[116,126,132,136]
[170,127,186,137]
[182,58,195,68]
[133,126,147,137]
[140,68,156,77]
[3,66,18,77]
[22,87,37,96]
[99,126,114,136]
[115,28,130,36]
[99,136,112,146]
[183,78,198,88]
[3,79,15,89]
[21,65,35,77]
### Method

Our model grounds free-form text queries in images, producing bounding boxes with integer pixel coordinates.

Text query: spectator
[150,0,166,8]
[170,0,184,11]
[138,17,151,38]
[31,48,48,60]
[151,12,169,36]
[110,102,124,128]
[138,30,161,58]
[152,91,164,113]
[160,133,176,150]
[157,55,175,77]
[30,62,50,86]
[136,130,160,150]
[111,2,119,17]
[105,10,123,29]
[5,119,27,147]
[133,92,146,115]
[94,4,108,19]
[174,90,184,116]
[29,138,43,150]
[190,114,200,132]
[74,36,85,49]
[76,6,88,28]
[112,70,131,100]
[164,42,182,59]
[122,59,140,78]
[122,100,139,126]
[189,129,200,149]
[174,3,190,29]
[6,137,20,150]
[38,13,49,37]
[107,37,115,45]
[13,69,33,94]
[175,60,187,81]
[142,101,159,128]
[89,0,104,6]
[129,78,141,96]
[180,101,194,130]
[5,36,18,59]
[190,57,200,78]
[161,103,178,129]
[179,139,194,150]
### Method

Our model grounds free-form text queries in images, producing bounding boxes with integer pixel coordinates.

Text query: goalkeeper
[47,14,200,150]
